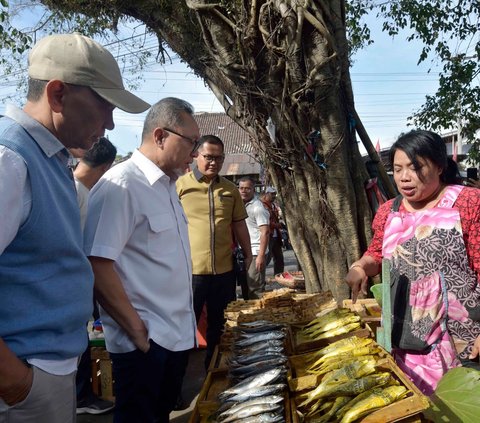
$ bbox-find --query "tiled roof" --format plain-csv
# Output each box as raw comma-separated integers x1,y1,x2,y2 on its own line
194,112,254,154
194,112,261,176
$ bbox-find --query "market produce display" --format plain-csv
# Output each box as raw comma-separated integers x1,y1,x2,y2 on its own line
190,289,429,423
301,308,361,340
216,321,289,422
290,336,418,422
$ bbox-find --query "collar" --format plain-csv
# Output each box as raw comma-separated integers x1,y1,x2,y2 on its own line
245,196,258,207
131,149,170,186
193,166,220,183
5,104,67,159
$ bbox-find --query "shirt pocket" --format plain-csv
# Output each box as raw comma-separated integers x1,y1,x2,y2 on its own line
147,213,176,257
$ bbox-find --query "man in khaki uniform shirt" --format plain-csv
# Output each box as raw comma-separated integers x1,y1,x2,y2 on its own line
177,135,251,368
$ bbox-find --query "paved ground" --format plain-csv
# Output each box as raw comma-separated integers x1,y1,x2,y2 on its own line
78,248,299,423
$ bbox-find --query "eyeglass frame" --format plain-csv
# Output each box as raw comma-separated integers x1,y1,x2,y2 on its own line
162,127,200,153
199,153,225,163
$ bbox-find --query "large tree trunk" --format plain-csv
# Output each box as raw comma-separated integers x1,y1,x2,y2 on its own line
48,0,374,301
183,0,373,300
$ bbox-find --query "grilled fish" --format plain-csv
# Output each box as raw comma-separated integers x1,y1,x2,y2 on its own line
304,314,360,338
235,330,286,348
218,367,286,401
234,412,285,422
221,383,286,404
217,394,284,421
340,385,408,423
308,395,351,420
231,351,286,367
298,372,393,408
219,403,284,423
230,357,288,378
316,337,374,361
312,322,361,340
308,353,380,375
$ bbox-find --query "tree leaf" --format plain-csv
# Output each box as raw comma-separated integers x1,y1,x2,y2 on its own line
426,367,480,423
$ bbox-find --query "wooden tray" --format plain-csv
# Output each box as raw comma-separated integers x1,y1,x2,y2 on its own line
289,355,430,423
189,367,293,423
343,299,382,332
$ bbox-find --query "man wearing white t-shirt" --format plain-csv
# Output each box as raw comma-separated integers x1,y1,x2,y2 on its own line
238,177,270,299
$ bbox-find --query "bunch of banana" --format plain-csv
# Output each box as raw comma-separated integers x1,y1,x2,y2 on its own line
301,308,361,340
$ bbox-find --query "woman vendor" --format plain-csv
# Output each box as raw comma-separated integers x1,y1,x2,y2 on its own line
345,130,480,395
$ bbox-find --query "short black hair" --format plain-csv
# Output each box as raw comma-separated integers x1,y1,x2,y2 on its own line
389,130,449,182
238,176,255,185
198,135,224,152
82,137,117,168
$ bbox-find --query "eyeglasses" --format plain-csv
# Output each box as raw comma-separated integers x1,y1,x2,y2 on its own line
163,127,200,153
200,153,225,163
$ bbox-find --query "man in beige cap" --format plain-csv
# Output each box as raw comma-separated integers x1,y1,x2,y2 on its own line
0,33,149,423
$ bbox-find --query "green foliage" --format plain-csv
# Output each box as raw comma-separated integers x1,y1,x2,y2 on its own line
425,367,480,423
376,0,480,162
0,0,478,162
0,1,32,59
345,1,374,58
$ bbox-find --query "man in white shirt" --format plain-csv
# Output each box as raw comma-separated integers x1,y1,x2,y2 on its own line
84,97,199,423
238,177,270,299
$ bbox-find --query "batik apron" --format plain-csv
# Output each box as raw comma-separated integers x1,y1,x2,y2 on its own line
382,185,480,395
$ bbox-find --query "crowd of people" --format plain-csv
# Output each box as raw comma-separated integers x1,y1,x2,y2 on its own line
0,32,479,423
0,32,288,423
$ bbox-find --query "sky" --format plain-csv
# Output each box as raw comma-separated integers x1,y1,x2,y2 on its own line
0,8,445,157
105,16,443,156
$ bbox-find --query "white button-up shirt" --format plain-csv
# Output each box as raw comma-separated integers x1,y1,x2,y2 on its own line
84,149,197,353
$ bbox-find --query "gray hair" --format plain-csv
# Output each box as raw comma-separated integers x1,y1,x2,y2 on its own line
142,97,194,142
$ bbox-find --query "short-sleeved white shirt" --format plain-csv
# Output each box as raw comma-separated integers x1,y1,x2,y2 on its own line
84,149,196,353
245,198,270,255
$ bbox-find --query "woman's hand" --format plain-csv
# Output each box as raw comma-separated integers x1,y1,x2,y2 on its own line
469,335,480,360
345,264,368,303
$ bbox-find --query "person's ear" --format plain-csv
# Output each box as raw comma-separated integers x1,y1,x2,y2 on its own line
45,80,67,113
153,127,166,147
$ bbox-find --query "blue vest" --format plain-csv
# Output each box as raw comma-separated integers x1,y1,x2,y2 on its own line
0,117,93,360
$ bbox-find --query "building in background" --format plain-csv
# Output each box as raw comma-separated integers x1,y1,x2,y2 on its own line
194,113,261,182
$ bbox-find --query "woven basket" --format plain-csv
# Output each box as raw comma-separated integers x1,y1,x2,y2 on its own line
274,271,305,290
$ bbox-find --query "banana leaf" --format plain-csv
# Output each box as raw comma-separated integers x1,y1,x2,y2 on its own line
424,367,480,423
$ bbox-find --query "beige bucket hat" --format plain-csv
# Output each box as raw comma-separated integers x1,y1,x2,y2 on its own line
28,33,150,113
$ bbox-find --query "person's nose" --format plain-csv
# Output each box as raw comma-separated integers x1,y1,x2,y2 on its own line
104,109,115,131
399,169,411,181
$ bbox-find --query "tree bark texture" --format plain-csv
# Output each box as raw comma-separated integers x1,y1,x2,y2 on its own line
48,0,374,301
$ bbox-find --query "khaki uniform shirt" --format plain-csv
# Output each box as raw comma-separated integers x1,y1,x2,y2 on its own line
177,168,248,275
